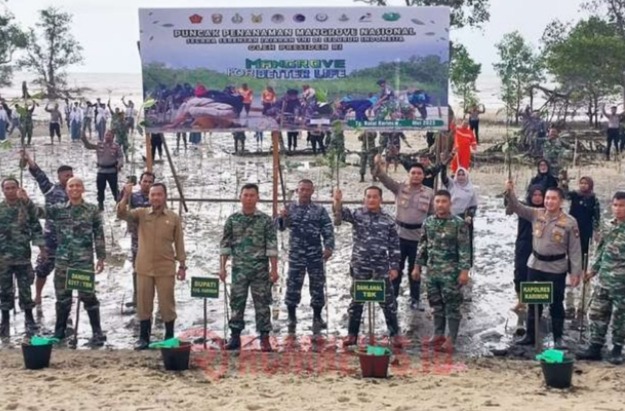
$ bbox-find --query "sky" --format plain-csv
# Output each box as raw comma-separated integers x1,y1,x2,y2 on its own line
3,0,590,76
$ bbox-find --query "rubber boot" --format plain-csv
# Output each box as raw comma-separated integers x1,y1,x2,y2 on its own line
134,320,151,350
24,309,37,336
287,306,297,335
0,310,10,338
345,313,361,347
86,308,107,347
98,202,104,212
608,345,624,365
164,321,175,340
125,271,138,308
224,330,241,351
312,306,327,335
552,318,567,350
428,315,447,347
438,318,460,353
53,304,71,340
260,334,273,352
576,343,603,361
359,174,365,183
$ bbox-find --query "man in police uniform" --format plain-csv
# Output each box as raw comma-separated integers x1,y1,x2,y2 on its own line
373,154,433,310
505,181,582,349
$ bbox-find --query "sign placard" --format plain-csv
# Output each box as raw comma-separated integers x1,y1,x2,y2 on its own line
65,269,95,293
191,277,220,298
138,7,450,133
520,281,553,305
353,280,385,302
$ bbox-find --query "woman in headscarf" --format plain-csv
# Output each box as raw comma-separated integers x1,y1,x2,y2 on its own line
529,159,558,192
442,166,478,266
564,176,600,318
506,184,545,313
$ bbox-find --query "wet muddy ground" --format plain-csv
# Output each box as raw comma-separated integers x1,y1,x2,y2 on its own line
0,130,623,359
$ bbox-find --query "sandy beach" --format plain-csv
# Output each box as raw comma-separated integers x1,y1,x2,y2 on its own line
1,348,625,411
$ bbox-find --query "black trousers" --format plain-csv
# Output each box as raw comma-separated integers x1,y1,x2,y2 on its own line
469,119,479,144
287,132,298,151
607,128,620,159
310,133,325,155
151,135,163,160
393,238,420,301
526,268,566,338
97,172,119,206
49,122,61,139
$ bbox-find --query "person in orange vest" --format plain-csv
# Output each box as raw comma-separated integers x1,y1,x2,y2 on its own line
238,83,254,116
450,118,477,174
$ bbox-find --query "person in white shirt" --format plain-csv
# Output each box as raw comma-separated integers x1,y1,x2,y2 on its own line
69,105,83,141
603,104,624,160
63,98,72,132
82,102,95,138
8,105,24,138
0,104,8,141
96,103,108,141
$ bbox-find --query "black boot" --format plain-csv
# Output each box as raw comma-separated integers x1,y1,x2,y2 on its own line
608,345,623,365
224,331,241,351
53,304,70,340
86,308,107,347
98,202,104,212
552,318,567,350
359,174,365,183
260,334,273,352
429,315,446,347
287,306,297,335
135,320,151,350
312,306,327,335
0,310,10,338
345,313,361,346
164,321,175,340
24,309,37,336
576,343,603,361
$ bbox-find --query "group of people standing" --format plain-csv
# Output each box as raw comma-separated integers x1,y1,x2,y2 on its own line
507,158,624,365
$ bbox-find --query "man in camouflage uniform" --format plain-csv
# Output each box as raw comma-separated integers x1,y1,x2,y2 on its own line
414,190,471,353
374,155,434,310
0,178,45,337
576,191,625,365
332,186,402,347
541,127,564,178
505,181,582,349
31,177,107,345
220,183,278,352
358,131,379,183
20,101,36,146
123,172,154,309
21,149,73,306
277,179,334,335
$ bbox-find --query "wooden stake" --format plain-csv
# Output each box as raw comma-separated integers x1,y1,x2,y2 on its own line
145,132,152,172
161,136,188,212
271,131,280,217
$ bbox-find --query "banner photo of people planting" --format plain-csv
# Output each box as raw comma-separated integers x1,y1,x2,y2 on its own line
138,7,450,132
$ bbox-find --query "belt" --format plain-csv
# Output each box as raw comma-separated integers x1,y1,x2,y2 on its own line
532,251,566,262
396,221,422,230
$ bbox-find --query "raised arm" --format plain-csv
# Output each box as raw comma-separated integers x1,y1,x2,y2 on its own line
81,132,98,150
504,182,537,223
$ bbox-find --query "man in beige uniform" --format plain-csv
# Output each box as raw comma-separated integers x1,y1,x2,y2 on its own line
505,181,582,349
117,182,186,350
374,154,434,310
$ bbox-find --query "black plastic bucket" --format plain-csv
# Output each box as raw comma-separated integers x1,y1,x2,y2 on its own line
22,343,53,370
160,341,191,371
540,358,574,389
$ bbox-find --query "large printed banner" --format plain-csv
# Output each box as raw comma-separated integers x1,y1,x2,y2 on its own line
138,7,450,132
